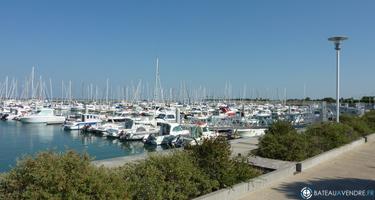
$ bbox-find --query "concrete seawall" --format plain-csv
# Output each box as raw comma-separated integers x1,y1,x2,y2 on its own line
194,164,296,200
194,133,375,200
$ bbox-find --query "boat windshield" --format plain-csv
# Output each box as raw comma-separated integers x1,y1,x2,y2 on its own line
36,109,53,116
124,119,133,129
161,124,171,135
172,126,183,132
166,115,175,119
156,114,166,119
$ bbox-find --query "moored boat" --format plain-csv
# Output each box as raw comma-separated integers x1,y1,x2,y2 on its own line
143,122,189,145
19,108,65,124
63,114,102,130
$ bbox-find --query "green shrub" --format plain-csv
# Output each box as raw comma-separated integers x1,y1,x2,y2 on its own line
0,150,128,200
0,139,262,199
257,130,309,161
305,122,360,156
186,137,260,187
119,151,217,200
265,120,294,135
231,156,262,182
340,114,372,136
256,119,368,162
362,110,375,131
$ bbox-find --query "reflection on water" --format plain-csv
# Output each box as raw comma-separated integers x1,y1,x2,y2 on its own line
0,121,153,172
64,130,98,145
30,124,57,143
121,141,147,154
143,143,170,152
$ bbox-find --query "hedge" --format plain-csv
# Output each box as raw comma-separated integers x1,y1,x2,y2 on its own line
0,138,261,200
256,112,374,162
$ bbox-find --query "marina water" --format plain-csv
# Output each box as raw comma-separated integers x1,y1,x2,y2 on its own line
0,120,152,172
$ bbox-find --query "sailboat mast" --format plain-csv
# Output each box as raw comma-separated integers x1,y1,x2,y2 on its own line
5,76,8,99
106,78,109,105
31,67,34,99
50,78,53,102
154,57,159,102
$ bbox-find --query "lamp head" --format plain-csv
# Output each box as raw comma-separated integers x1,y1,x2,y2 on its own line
328,36,348,50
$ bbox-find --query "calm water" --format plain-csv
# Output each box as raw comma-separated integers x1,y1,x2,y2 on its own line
0,120,153,172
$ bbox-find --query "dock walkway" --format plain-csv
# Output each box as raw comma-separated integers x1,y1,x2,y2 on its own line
240,140,375,200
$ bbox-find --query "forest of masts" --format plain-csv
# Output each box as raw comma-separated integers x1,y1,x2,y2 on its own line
0,68,292,105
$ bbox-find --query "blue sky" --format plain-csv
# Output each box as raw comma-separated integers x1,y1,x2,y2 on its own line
0,0,374,99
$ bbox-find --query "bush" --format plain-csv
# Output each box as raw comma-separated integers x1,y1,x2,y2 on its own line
257,129,309,161
265,120,294,135
0,139,262,199
340,114,372,136
256,118,370,162
186,137,260,187
231,156,262,182
0,150,127,200
119,151,217,200
305,122,360,156
362,110,375,131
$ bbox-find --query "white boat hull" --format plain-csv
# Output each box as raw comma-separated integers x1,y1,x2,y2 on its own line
144,130,190,145
64,122,100,130
121,130,159,141
20,116,65,124
236,128,266,138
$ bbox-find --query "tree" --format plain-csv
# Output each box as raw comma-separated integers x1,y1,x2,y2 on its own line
360,96,375,104
322,97,335,103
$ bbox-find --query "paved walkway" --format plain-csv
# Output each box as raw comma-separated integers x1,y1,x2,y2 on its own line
241,141,375,200
230,137,259,157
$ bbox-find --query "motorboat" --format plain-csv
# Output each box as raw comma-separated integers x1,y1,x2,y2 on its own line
19,108,65,124
155,112,176,125
119,125,159,141
143,122,189,145
173,122,219,146
86,122,124,136
106,117,159,140
235,127,266,138
63,114,102,130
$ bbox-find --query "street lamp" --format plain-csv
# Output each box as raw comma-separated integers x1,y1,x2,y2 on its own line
328,36,348,123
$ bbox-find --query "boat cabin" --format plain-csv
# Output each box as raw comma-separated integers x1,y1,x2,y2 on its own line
159,122,185,136
81,114,100,122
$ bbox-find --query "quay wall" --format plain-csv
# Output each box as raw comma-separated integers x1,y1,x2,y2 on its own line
194,133,375,200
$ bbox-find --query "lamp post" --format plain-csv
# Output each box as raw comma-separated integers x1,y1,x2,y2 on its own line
328,36,348,123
